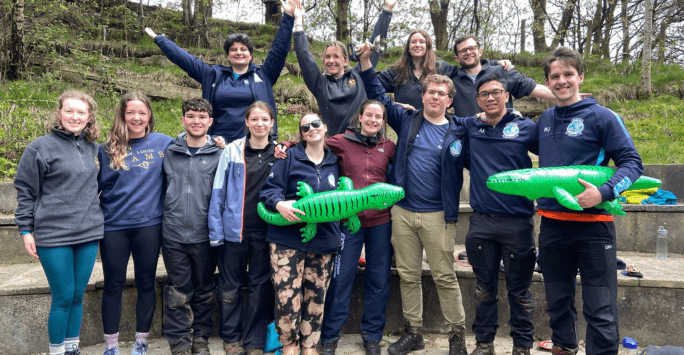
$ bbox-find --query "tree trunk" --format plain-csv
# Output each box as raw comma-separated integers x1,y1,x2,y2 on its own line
584,19,593,56
264,0,282,26
591,0,603,55
193,0,200,27
335,0,351,42
640,0,653,96
182,0,192,26
530,0,549,52
599,0,618,58
521,19,526,53
8,0,25,81
429,0,450,51
550,0,578,49
621,0,630,64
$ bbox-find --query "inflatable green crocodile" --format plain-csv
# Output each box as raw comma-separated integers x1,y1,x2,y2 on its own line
257,177,405,242
486,165,662,216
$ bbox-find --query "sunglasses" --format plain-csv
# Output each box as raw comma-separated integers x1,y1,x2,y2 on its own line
300,119,322,133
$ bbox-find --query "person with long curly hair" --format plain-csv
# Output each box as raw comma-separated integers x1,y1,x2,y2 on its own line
15,90,104,355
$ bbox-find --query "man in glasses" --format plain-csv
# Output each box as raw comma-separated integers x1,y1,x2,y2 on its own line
448,35,555,117
458,74,538,355
357,44,470,355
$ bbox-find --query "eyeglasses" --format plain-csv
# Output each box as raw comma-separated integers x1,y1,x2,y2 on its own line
477,89,505,100
300,119,322,133
426,90,449,98
457,45,479,55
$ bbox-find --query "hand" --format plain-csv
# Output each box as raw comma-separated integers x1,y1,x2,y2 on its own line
580,92,593,98
575,178,603,208
396,102,416,111
23,233,39,260
293,0,304,21
356,42,373,61
144,27,157,39
497,60,514,71
275,144,289,159
276,200,305,222
475,112,487,122
213,136,226,148
281,0,299,16
384,0,398,11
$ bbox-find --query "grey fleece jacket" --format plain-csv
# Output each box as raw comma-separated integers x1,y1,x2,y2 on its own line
14,128,104,247
162,133,223,244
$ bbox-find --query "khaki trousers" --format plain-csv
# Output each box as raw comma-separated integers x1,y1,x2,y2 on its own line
390,205,466,328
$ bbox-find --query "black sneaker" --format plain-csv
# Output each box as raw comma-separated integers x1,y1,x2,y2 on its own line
363,341,382,355
470,342,495,355
448,326,467,355
319,342,338,355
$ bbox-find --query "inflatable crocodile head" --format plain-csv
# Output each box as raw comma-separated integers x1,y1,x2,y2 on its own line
363,183,405,209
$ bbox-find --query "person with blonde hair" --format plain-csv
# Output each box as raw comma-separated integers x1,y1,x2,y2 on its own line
292,0,396,135
15,90,104,355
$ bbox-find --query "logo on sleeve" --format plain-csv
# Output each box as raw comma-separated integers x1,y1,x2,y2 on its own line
566,118,585,137
503,122,520,138
328,174,336,187
449,140,462,157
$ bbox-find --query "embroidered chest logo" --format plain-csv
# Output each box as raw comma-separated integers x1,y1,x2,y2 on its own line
328,174,336,187
130,150,164,169
566,118,585,137
347,78,356,87
377,148,384,153
503,122,520,139
449,140,462,157
479,128,485,133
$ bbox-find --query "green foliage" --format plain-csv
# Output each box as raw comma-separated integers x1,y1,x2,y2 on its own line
609,95,684,164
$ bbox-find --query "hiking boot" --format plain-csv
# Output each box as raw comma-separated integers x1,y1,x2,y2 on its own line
246,349,264,355
224,341,246,355
470,342,495,355
387,320,424,355
193,337,211,355
551,346,578,355
448,326,467,355
131,341,148,355
318,342,338,355
363,341,381,355
511,347,530,355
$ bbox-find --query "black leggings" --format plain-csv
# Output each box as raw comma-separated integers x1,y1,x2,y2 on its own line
101,224,162,334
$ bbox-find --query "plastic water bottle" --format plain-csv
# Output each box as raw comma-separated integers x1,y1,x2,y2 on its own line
621,337,638,355
656,226,668,260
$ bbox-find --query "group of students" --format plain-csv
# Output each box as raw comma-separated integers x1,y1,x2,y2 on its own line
15,0,643,355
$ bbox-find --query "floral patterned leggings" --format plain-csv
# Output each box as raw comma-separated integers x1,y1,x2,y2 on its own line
270,243,334,349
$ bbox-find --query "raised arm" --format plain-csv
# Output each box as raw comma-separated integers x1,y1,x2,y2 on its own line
259,0,297,85
367,0,395,68
293,3,322,95
146,27,214,83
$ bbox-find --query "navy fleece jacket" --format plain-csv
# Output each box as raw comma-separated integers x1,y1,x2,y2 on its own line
153,14,294,142
536,97,643,214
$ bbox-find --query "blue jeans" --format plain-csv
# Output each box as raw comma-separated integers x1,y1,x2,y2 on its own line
538,217,619,355
37,240,99,345
320,222,392,344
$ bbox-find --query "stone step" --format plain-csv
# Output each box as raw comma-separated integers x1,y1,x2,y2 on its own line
2,247,683,354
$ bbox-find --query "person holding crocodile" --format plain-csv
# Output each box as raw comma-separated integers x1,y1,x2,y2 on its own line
536,47,643,355
259,113,341,355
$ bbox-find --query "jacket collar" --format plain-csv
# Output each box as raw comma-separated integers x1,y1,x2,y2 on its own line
343,128,380,146
51,126,88,141
292,141,338,165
